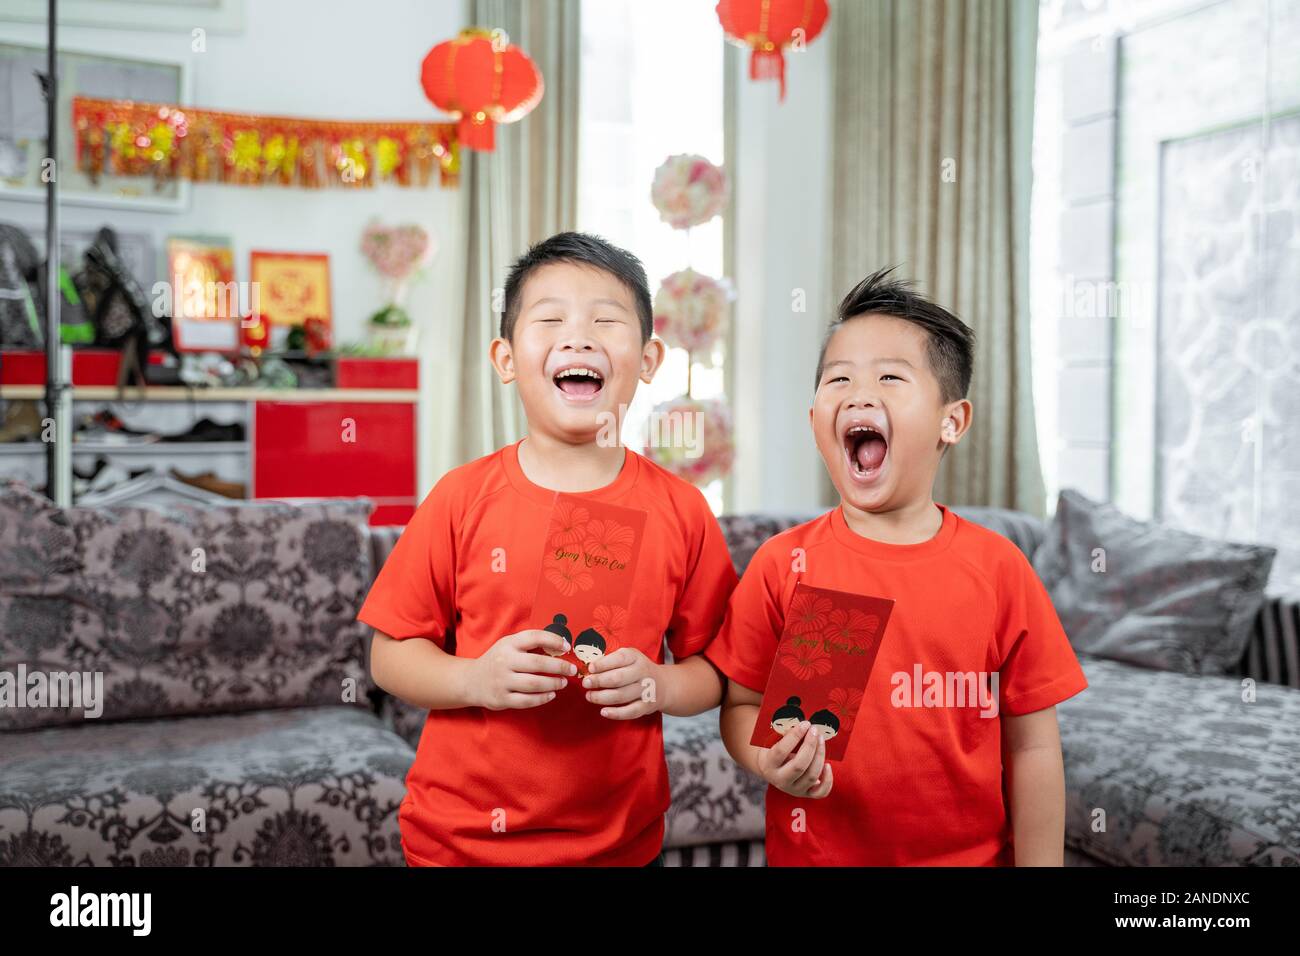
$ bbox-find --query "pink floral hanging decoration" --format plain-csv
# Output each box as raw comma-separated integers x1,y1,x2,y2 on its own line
644,153,735,487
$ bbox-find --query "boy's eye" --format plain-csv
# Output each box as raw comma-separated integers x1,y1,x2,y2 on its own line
826,375,849,384
881,374,903,382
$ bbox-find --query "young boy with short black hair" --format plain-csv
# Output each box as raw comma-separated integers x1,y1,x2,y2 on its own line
360,232,737,866
709,267,1088,866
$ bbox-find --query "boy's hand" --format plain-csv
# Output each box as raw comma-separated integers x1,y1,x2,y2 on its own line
757,722,834,798
465,630,577,711
583,647,664,719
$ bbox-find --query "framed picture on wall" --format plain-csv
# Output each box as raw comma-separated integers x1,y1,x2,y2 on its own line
167,236,240,354
0,41,190,211
249,251,332,345
2,1,244,33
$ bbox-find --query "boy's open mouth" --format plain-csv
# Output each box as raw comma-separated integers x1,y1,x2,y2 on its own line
552,365,605,401
843,424,888,480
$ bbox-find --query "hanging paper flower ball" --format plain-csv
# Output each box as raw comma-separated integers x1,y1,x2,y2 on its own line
420,27,544,152
644,397,735,486
716,0,830,101
651,154,727,230
653,269,730,355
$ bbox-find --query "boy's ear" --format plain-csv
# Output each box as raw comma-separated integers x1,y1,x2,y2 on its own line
489,337,516,384
640,336,667,384
939,399,973,446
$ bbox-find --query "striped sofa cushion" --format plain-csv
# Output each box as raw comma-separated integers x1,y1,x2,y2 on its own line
662,838,766,867
1232,593,1300,689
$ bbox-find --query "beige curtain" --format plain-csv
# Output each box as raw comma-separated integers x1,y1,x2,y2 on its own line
829,0,1045,516
448,0,581,466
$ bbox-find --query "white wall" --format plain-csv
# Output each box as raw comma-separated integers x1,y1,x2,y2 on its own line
731,38,833,513
0,0,469,496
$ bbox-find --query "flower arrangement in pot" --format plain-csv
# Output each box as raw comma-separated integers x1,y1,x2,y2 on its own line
360,221,436,354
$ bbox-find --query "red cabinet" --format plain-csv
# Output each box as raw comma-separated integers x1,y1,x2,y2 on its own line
334,357,420,390
253,400,417,525
0,348,147,386
2,351,421,525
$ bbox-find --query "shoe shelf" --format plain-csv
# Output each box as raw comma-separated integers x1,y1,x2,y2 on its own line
0,385,417,403
0,354,421,524
0,441,250,455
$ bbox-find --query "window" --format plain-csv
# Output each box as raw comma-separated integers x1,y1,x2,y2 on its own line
578,0,727,512
1031,0,1300,592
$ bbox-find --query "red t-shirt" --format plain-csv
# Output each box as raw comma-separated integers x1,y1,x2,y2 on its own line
705,503,1088,866
357,439,737,866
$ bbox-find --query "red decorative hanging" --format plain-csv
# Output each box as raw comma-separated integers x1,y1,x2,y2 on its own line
716,0,830,101
420,27,544,152
72,96,460,189
240,312,270,356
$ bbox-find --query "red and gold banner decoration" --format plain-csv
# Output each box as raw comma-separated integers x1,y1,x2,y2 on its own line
716,0,830,101
420,27,544,152
72,96,460,190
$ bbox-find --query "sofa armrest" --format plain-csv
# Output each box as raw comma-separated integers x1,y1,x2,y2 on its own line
361,524,406,718
951,505,1048,561
366,524,406,582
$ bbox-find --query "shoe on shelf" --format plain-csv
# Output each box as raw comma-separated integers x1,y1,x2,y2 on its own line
0,400,43,443
90,409,157,436
169,466,246,499
73,409,161,445
72,455,110,483
163,417,246,443
73,459,138,497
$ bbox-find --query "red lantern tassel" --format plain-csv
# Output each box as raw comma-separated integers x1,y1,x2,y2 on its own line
458,114,496,152
750,48,788,102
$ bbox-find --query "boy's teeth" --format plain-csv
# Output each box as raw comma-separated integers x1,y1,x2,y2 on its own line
554,367,603,397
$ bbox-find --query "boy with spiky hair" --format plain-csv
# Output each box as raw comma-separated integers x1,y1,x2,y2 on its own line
709,267,1088,865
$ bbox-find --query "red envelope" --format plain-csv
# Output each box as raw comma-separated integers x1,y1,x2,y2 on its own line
529,493,648,688
749,583,895,761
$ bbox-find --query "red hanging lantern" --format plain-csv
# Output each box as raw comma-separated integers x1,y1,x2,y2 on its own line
716,0,830,101
420,27,543,152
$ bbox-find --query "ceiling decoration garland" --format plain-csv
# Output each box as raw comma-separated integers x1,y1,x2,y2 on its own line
72,96,461,190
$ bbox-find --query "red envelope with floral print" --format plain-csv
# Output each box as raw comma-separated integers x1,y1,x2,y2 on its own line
530,493,648,686
749,583,895,761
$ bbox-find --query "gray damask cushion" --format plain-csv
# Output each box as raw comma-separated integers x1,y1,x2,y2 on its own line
664,709,766,847
952,506,1048,561
1034,488,1276,675
0,480,374,729
717,514,818,575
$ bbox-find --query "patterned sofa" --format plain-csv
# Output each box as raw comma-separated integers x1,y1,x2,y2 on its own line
0,486,409,866
2,487,1296,867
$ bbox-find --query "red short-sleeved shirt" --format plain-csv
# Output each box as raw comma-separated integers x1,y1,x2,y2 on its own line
357,439,737,866
705,503,1088,866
